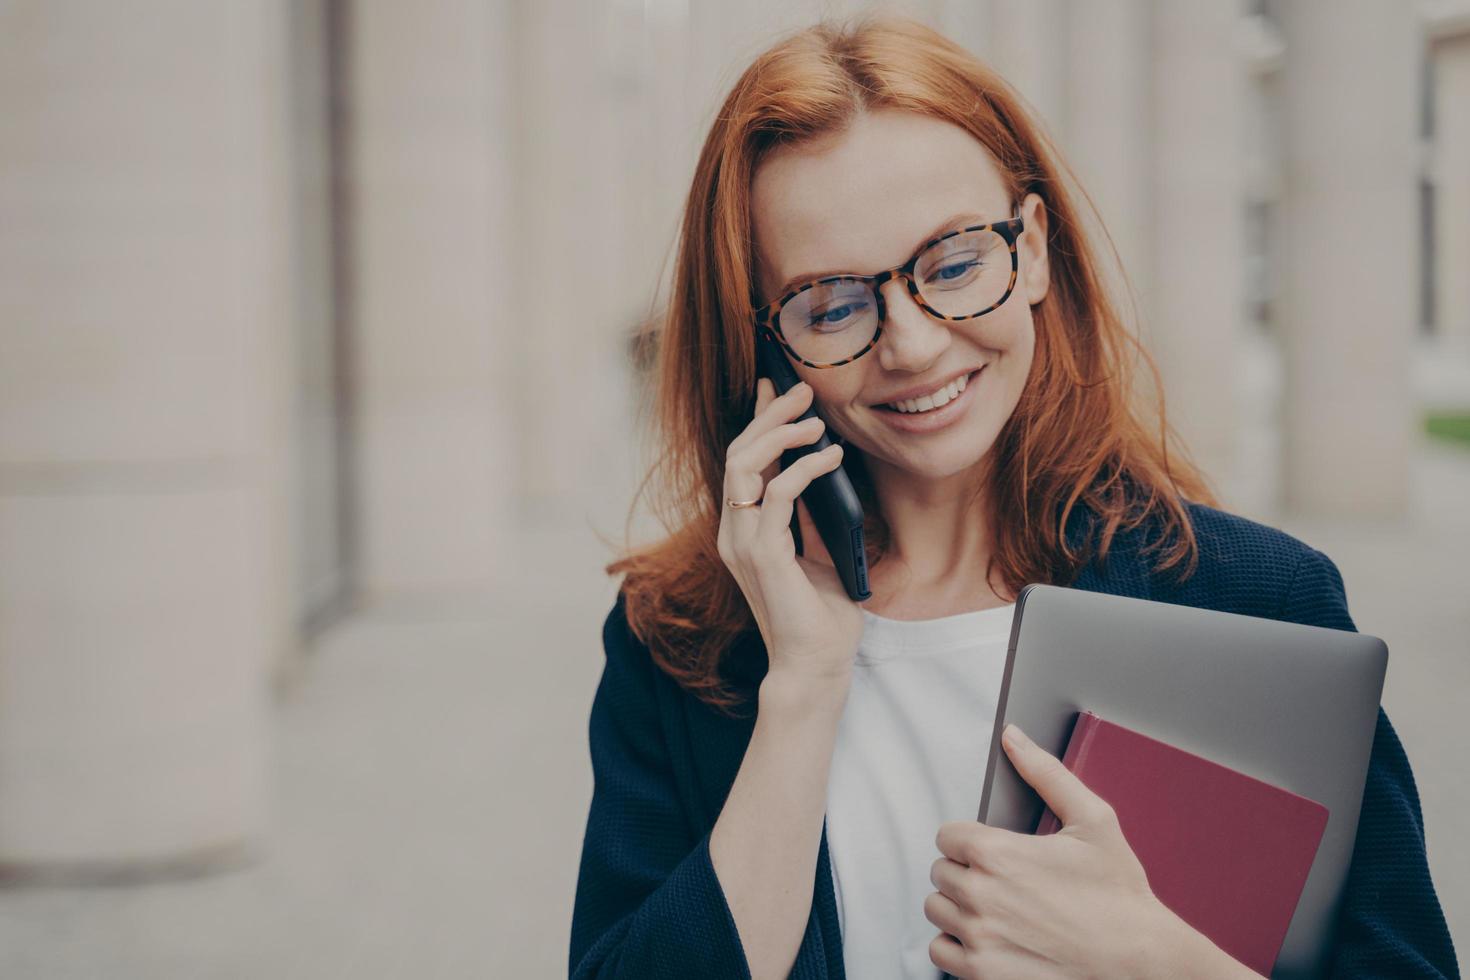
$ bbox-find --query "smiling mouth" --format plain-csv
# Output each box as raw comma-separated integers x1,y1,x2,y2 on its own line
875,369,980,413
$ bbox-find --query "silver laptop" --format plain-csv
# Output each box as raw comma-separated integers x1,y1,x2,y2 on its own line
976,584,1388,980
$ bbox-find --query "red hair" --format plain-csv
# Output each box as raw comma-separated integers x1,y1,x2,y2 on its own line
607,17,1218,716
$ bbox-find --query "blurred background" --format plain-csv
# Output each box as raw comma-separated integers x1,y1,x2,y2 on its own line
0,0,1466,976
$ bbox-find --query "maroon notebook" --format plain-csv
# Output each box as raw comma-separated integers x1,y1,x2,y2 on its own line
1034,711,1329,976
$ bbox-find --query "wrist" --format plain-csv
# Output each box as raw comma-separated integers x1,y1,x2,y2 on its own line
1141,903,1261,980
759,664,851,715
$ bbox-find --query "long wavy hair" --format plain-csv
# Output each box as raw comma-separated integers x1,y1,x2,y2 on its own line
607,17,1218,717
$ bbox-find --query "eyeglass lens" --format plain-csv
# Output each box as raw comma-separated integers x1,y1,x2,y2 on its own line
776,227,1012,365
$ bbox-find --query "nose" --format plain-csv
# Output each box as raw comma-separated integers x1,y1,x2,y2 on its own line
875,278,950,374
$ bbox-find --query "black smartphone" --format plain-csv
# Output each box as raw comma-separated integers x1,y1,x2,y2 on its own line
754,328,871,602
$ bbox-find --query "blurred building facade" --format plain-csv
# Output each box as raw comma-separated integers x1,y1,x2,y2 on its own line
2,0,1467,891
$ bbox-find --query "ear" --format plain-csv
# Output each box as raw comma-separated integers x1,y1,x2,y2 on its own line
1018,191,1051,305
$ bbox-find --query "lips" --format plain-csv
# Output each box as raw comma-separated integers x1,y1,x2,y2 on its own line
874,368,982,412
871,366,984,433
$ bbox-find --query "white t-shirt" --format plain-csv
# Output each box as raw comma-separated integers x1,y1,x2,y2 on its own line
826,602,1017,980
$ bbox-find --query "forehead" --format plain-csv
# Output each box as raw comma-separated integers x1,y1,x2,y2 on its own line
751,109,1011,297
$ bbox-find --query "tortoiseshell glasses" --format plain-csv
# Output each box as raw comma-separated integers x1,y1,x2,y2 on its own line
752,211,1024,369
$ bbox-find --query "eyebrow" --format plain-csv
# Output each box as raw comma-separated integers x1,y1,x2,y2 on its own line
772,210,994,297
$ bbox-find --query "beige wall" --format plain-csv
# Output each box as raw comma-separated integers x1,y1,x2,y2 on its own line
1278,0,1418,516
1432,30,1470,354
347,1,511,604
0,1,289,867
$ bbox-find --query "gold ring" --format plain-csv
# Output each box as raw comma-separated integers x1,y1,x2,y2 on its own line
727,496,762,509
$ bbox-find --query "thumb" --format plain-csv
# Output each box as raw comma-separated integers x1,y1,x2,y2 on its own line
1002,724,1111,829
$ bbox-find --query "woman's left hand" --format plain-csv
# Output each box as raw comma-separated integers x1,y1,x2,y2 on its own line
925,724,1261,980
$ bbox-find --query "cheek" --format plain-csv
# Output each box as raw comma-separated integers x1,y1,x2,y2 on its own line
809,378,863,420
963,304,1034,361
803,376,872,445
794,357,873,405
1007,298,1038,346
1011,317,1036,366
965,311,1034,414
998,324,1039,416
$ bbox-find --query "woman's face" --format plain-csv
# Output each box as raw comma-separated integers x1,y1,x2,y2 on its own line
751,109,1050,485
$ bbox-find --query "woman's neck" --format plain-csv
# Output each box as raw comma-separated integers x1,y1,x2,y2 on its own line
861,455,1015,620
863,567,1014,620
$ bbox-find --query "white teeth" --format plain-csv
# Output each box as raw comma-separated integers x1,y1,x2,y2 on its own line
886,372,972,414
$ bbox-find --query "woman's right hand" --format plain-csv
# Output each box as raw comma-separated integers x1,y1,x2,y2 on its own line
717,377,865,684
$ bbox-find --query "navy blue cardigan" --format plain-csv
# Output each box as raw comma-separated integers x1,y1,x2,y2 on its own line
570,501,1459,978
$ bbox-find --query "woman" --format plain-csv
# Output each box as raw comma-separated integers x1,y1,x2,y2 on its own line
569,18,1456,980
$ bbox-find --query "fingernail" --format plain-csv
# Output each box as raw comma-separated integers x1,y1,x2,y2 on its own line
1002,724,1027,750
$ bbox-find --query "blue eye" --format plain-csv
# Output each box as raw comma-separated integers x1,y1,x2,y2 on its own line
935,260,979,281
809,301,868,328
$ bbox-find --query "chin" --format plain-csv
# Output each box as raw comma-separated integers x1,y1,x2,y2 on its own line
862,438,996,482
905,451,992,481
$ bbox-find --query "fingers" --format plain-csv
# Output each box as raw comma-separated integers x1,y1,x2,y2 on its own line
729,380,813,461
1001,725,1113,829
927,932,971,979
723,420,828,518
755,443,842,543
929,854,980,906
723,404,827,514
923,890,974,947
732,416,826,480
754,376,775,415
721,377,843,588
935,820,1015,871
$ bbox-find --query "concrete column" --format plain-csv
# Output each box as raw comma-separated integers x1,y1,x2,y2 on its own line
0,1,288,871
1431,31,1470,353
989,0,1070,140
510,0,630,524
1062,0,1154,350
932,0,995,61
350,0,511,602
1149,0,1246,502
1278,1,1417,516
286,0,348,632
